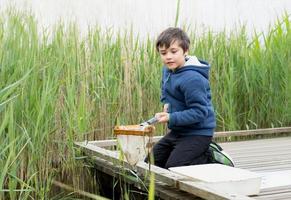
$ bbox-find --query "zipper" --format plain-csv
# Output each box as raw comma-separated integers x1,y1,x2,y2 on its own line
164,72,171,84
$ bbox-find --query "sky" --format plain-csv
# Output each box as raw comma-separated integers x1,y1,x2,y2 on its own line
0,0,290,39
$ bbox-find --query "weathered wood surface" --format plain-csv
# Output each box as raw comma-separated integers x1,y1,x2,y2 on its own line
76,141,252,200
220,137,291,200
220,137,291,172
88,154,202,200
76,127,291,200
255,186,291,200
169,164,262,196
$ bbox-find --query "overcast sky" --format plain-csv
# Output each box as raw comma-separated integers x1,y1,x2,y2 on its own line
1,0,290,39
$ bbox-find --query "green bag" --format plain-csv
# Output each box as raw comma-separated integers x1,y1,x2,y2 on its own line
208,142,235,167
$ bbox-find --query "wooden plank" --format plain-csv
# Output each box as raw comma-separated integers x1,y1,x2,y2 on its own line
169,164,262,196
88,154,202,200
231,152,291,161
221,137,291,150
153,182,203,200
178,181,253,200
223,144,291,153
240,164,291,173
259,185,291,196
231,152,291,159
254,186,291,200
259,170,291,190
214,127,291,138
235,160,291,168
234,163,291,172
88,139,116,147
76,142,184,187
232,154,291,163
229,150,291,157
75,141,253,200
136,163,254,200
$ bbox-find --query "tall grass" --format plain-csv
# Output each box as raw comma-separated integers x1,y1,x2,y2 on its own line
0,9,290,199
191,17,291,130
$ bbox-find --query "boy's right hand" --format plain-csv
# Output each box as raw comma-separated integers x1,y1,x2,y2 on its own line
155,112,169,123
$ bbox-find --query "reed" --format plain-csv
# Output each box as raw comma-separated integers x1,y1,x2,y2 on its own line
0,9,290,199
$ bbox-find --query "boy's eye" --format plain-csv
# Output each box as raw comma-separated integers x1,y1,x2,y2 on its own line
171,51,177,54
160,52,166,55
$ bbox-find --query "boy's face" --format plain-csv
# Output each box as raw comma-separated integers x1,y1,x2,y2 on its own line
158,41,188,70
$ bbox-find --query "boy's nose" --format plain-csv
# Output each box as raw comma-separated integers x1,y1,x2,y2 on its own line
165,54,172,60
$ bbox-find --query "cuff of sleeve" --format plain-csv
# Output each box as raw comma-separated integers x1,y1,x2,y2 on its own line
168,113,176,127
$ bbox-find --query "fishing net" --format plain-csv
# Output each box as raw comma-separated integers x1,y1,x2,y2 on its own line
114,125,155,166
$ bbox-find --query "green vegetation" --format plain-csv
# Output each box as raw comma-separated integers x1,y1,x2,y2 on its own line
0,9,290,199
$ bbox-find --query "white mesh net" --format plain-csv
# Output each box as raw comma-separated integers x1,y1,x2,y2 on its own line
115,125,154,166
117,134,152,166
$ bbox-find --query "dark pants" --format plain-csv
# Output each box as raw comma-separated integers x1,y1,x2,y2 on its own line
148,131,212,169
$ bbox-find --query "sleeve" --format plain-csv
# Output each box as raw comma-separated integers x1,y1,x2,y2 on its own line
168,75,208,126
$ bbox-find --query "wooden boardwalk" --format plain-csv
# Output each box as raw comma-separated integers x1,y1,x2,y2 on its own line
76,127,291,200
220,137,291,200
221,137,291,172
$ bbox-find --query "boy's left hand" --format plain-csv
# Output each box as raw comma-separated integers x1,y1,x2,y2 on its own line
155,112,169,123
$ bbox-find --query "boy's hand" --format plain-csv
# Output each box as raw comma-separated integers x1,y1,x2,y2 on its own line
155,112,169,123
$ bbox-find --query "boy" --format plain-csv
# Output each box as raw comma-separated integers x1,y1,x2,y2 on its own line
151,27,216,169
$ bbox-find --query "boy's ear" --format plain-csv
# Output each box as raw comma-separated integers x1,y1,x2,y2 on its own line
184,50,189,56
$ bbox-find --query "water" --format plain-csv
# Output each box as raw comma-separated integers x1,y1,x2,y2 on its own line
0,0,290,39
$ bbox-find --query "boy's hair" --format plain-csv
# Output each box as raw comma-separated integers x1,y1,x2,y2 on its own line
156,27,190,52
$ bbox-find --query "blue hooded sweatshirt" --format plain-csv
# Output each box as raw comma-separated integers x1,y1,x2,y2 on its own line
161,56,216,136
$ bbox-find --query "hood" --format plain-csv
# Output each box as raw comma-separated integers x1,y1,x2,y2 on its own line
172,56,211,79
